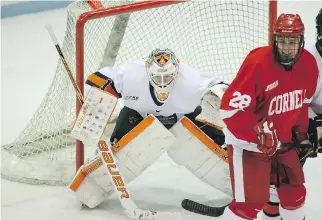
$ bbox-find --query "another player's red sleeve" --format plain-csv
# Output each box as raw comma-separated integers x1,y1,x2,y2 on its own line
220,56,261,145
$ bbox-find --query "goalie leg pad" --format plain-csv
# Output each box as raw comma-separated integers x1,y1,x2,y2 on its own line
69,157,114,208
168,116,232,196
69,114,176,208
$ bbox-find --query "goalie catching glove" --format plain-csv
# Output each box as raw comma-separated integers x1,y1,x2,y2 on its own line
196,82,228,129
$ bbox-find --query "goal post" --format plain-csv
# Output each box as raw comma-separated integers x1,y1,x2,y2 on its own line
1,0,277,185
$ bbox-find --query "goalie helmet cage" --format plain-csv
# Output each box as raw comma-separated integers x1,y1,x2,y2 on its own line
1,0,277,185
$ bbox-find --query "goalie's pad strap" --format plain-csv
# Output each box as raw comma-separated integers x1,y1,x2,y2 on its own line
111,115,155,153
181,117,228,163
195,118,223,130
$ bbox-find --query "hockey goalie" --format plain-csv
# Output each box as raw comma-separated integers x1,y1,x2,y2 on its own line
68,48,231,208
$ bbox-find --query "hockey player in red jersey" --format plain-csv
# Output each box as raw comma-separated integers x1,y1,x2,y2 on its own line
219,13,319,220
261,8,322,220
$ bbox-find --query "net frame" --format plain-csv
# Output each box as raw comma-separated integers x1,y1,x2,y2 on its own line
75,0,277,170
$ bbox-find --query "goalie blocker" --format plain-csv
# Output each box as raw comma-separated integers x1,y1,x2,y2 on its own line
70,87,118,146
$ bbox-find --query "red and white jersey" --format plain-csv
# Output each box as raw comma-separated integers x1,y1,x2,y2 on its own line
305,42,322,116
220,46,319,152
97,60,220,119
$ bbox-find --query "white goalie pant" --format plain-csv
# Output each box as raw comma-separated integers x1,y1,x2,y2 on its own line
168,116,233,197
69,114,176,208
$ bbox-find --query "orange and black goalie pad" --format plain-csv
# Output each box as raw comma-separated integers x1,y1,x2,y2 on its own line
86,72,121,98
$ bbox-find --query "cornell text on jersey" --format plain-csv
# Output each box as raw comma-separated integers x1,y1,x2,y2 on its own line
268,89,306,116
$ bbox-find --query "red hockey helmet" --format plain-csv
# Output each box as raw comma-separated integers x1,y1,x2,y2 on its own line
274,14,304,36
273,14,305,70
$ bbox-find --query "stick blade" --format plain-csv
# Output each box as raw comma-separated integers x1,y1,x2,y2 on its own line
181,199,228,217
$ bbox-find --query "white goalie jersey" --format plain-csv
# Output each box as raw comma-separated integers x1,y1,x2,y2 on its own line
97,60,221,118
305,42,322,115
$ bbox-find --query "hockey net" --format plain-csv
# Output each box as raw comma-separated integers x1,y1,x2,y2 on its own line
1,0,277,185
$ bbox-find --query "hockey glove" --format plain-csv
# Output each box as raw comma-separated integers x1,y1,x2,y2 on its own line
196,83,228,129
294,133,314,160
253,118,278,156
280,132,315,161
307,114,322,157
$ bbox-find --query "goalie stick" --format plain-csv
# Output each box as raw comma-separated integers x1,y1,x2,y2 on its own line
46,24,181,220
181,199,228,217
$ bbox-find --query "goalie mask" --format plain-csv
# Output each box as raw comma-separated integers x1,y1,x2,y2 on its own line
146,48,179,103
273,14,305,70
